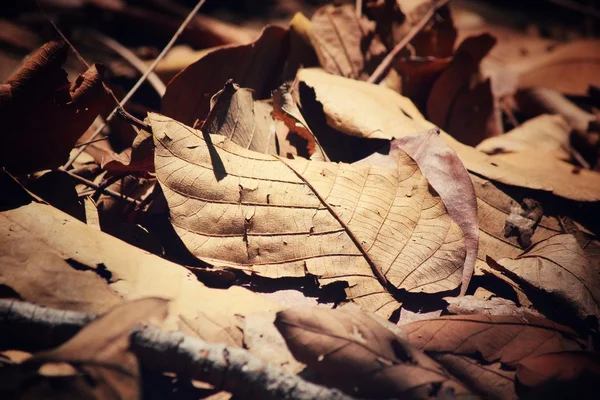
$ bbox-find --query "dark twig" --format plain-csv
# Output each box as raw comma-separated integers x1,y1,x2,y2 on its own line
65,170,141,205
62,0,208,170
367,0,449,84
0,300,353,400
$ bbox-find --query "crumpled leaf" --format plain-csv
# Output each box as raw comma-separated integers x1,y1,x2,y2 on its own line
0,40,111,174
101,127,154,173
503,198,543,249
426,34,498,146
150,113,467,318
161,25,288,127
444,295,541,318
515,351,600,399
476,115,571,160
404,314,587,398
392,130,479,295
310,4,386,80
200,80,277,155
275,306,473,398
487,234,600,322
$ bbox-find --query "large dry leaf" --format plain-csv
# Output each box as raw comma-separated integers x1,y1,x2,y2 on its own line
150,113,467,318
0,40,111,174
275,306,472,398
297,68,600,201
476,114,571,160
200,80,277,155
403,314,587,398
310,4,386,80
488,234,600,321
0,171,280,330
161,25,288,127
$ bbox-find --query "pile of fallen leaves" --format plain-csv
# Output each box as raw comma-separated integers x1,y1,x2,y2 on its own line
1,0,600,399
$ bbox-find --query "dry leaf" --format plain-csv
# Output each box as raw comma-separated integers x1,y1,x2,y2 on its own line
101,127,154,173
476,114,571,159
0,41,111,174
515,351,600,399
487,234,600,321
426,34,498,146
392,130,479,295
27,298,168,400
200,80,277,155
161,26,288,127
404,314,587,398
394,56,451,110
275,306,472,398
444,295,541,317
513,40,600,96
150,113,467,318
310,4,386,80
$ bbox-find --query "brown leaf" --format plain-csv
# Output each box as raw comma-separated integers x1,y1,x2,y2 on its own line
310,4,386,80
514,40,600,96
150,113,467,318
26,298,168,400
272,83,326,160
0,41,111,174
101,127,154,173
516,352,600,398
275,306,472,398
394,56,451,110
426,34,498,146
477,114,571,160
487,234,600,321
161,25,288,127
200,80,277,155
392,130,479,295
404,314,587,398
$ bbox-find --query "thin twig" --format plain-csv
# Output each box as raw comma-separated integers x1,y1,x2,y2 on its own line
87,30,166,97
0,300,353,400
65,170,141,205
73,136,110,148
62,0,208,170
367,0,449,84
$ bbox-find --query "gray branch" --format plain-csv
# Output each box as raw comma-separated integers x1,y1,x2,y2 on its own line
0,300,353,400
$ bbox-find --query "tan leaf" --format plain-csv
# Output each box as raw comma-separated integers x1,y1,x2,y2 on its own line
513,40,600,96
275,306,473,398
476,114,571,159
444,295,541,318
0,170,280,331
200,80,277,155
150,113,467,318
487,234,600,321
310,4,386,80
161,25,288,127
294,67,600,201
404,314,587,398
0,41,111,174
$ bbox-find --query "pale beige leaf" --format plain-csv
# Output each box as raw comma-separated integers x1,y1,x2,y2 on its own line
476,115,571,159
296,68,600,201
150,113,467,318
489,234,600,320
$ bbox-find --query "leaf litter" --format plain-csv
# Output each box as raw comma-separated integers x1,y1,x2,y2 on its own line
1,1,600,399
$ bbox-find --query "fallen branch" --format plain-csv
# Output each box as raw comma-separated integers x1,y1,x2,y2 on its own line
367,0,449,84
0,300,353,400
